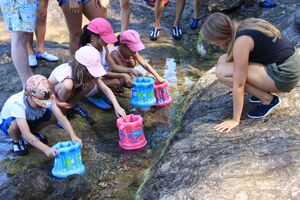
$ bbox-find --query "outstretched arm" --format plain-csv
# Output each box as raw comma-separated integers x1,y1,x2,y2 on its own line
135,53,166,83
96,78,126,118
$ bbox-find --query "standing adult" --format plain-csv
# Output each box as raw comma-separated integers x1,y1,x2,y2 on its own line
0,0,38,87
27,0,59,67
58,0,109,56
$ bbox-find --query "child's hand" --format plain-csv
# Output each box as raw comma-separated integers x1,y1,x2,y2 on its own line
157,77,166,83
115,106,126,118
121,73,133,87
130,69,143,77
56,101,71,110
71,136,83,147
44,147,59,158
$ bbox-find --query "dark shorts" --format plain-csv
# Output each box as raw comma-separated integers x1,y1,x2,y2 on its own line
264,49,300,92
0,109,52,135
57,0,90,6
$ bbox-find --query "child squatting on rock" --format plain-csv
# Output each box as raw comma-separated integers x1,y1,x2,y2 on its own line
201,13,300,133
0,75,83,157
109,29,166,85
48,45,126,118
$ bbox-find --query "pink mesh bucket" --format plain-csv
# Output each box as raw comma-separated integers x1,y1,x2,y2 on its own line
116,114,147,150
154,80,173,107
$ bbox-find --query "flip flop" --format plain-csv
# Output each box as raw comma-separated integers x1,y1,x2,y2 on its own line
86,96,112,110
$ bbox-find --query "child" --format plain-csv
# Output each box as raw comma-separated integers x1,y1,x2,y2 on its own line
80,17,143,92
0,75,82,156
201,13,300,133
49,45,127,118
110,29,166,84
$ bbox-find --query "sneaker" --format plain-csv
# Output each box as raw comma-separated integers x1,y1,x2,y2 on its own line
190,18,200,30
149,28,160,41
35,133,48,144
35,52,59,62
28,54,38,68
258,0,276,8
12,139,28,156
72,104,89,118
172,26,182,40
249,96,261,103
247,95,281,119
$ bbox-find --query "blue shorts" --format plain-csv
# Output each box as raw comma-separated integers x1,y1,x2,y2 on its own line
57,0,90,7
0,0,39,32
0,109,52,136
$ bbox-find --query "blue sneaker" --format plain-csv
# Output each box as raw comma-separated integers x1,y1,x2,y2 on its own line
190,18,200,30
247,95,281,119
72,104,89,118
258,0,276,8
249,96,261,103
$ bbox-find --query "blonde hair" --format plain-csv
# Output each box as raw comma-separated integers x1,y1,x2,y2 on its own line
69,60,94,89
201,13,281,61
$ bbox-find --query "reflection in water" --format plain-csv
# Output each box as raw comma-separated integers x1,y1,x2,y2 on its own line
0,132,12,184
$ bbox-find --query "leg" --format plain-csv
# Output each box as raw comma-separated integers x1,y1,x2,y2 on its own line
173,0,186,26
82,0,106,20
35,0,49,54
61,4,83,56
7,120,22,142
102,77,124,91
26,33,35,55
120,0,130,31
54,79,74,103
193,0,202,19
11,32,34,87
215,58,279,105
155,0,165,29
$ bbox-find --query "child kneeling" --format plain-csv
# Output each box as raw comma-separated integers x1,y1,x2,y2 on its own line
0,75,82,157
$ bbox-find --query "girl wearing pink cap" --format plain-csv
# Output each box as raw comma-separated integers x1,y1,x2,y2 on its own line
110,29,166,83
80,18,143,91
49,45,126,118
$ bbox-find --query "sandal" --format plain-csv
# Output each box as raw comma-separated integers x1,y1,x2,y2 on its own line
172,26,182,40
149,28,160,41
190,18,200,30
258,0,276,8
72,104,89,117
12,139,28,156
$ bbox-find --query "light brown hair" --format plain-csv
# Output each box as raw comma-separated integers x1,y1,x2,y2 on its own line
69,60,94,89
201,13,281,61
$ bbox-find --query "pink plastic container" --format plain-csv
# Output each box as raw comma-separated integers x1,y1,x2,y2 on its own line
154,81,173,107
116,114,147,150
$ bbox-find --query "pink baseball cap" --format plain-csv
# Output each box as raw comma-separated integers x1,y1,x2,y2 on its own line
75,45,107,77
87,18,117,44
120,30,145,52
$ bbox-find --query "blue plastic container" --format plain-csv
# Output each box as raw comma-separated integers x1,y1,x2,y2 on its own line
52,141,85,178
131,77,156,107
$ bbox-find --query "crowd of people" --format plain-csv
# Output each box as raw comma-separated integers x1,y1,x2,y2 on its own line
0,0,299,157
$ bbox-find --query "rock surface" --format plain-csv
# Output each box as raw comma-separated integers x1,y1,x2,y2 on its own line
139,65,300,199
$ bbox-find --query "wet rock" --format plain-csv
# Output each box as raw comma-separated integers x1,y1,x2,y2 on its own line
207,0,245,12
0,168,91,200
295,9,300,32
138,65,300,199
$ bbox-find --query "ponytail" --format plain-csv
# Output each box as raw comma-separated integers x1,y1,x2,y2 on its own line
70,60,94,89
80,25,100,47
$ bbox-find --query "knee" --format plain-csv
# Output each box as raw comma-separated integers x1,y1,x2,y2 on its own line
218,54,228,63
215,63,225,81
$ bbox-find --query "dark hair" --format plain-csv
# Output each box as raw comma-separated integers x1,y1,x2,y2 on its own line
114,35,121,46
69,60,94,89
80,25,100,47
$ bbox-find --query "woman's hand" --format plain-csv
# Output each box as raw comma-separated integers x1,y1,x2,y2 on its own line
69,0,80,14
214,119,239,133
114,106,126,118
71,136,83,147
44,147,59,158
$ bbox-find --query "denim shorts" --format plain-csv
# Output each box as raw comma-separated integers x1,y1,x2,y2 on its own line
0,109,52,136
0,0,39,32
57,0,91,7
